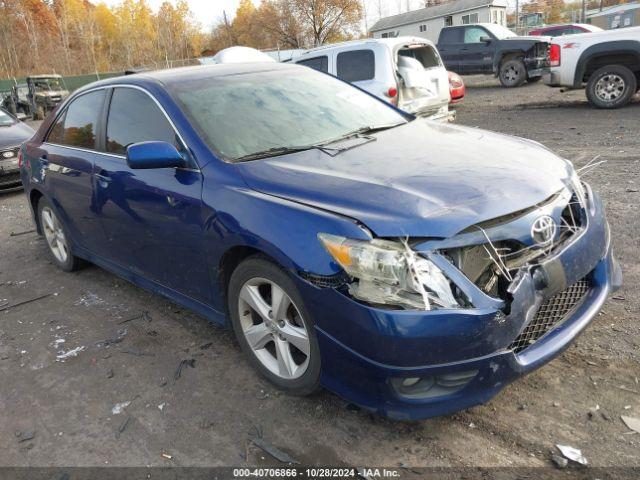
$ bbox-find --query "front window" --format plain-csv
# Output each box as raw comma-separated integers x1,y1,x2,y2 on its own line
33,78,63,92
169,67,408,161
0,109,16,126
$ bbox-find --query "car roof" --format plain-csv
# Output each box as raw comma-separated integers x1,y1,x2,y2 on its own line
75,62,300,93
302,36,434,53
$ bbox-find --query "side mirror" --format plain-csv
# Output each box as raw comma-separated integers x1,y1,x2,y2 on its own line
479,36,492,43
126,141,187,169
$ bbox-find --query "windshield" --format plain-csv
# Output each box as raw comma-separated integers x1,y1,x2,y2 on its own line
169,67,408,161
33,78,63,91
0,109,16,126
483,24,517,39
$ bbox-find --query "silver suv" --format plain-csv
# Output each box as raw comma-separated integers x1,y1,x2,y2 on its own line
295,37,453,121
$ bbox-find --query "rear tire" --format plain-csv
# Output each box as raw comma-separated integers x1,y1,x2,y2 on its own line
499,59,527,88
37,197,81,272
586,65,636,109
228,256,321,395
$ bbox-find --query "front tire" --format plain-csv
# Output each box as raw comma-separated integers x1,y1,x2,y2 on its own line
586,65,637,109
228,256,321,395
38,197,81,272
499,59,527,88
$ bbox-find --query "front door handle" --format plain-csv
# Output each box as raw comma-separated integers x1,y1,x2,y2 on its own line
95,172,112,186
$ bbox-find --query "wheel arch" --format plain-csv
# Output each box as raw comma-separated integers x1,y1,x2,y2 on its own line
493,50,525,75
29,187,45,234
574,41,640,88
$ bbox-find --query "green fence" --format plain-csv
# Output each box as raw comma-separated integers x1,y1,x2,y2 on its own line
0,71,124,93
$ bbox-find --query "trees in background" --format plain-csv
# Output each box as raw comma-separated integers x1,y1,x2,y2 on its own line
210,0,363,53
0,0,204,78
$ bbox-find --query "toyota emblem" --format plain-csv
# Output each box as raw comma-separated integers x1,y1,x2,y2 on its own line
531,215,557,245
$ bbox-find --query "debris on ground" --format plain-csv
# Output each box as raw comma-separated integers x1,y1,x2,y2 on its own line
174,358,196,381
120,348,154,357
0,293,54,312
158,403,165,411
556,444,588,465
199,342,213,350
56,346,86,362
15,430,36,443
106,369,114,379
112,401,131,415
116,416,131,439
161,453,173,460
74,292,104,307
551,453,568,469
96,328,127,348
118,311,152,325
9,229,36,237
250,436,299,464
620,416,640,434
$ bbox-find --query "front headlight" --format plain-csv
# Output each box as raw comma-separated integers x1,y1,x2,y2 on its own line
318,233,459,310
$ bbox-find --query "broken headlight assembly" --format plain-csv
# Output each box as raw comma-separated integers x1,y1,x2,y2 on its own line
318,233,460,310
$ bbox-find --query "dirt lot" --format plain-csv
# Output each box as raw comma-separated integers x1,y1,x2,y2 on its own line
0,79,638,470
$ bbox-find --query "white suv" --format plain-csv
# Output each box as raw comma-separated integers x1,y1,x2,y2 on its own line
544,26,640,108
294,37,453,120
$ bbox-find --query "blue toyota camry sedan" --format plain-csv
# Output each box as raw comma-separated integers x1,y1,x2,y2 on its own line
20,63,621,420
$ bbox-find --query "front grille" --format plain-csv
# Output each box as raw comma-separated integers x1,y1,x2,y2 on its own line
0,171,21,188
509,278,590,354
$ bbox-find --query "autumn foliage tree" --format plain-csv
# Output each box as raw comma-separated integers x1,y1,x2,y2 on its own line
0,0,204,78
210,0,363,53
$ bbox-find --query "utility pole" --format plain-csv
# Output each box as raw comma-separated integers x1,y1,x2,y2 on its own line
515,0,519,32
581,0,586,23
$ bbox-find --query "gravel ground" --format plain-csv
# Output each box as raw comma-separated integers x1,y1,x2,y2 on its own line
0,78,638,470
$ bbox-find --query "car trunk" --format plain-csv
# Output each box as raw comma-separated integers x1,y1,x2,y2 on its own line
395,44,450,116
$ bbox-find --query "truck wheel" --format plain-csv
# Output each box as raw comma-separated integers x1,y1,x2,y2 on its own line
586,65,637,109
499,59,527,88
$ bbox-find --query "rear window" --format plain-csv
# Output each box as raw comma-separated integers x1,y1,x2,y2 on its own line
298,56,328,73
438,28,462,44
336,49,375,82
399,46,440,69
48,90,105,150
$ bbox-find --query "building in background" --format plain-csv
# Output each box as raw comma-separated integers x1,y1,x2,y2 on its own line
369,0,508,43
588,2,640,29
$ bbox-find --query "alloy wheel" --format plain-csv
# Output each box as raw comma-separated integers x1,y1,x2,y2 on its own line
595,74,625,103
238,277,310,380
502,65,519,85
41,206,69,263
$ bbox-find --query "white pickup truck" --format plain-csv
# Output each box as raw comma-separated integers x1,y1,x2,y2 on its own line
543,26,640,108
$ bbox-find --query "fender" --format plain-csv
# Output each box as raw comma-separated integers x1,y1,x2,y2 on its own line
573,40,640,88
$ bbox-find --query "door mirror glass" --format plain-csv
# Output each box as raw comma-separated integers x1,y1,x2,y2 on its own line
479,36,492,43
126,141,187,169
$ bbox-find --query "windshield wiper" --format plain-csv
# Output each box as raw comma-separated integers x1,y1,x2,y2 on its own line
234,145,317,162
233,122,407,162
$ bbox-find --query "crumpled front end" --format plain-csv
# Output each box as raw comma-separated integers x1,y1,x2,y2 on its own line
299,180,621,419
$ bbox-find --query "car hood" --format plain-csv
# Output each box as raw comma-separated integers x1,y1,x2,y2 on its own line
0,121,34,149
235,120,573,238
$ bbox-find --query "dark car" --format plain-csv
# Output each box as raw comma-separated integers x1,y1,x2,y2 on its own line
437,23,550,87
0,108,34,192
529,23,603,36
20,63,621,420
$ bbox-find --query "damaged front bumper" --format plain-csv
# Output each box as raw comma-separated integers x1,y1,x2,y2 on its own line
297,191,621,420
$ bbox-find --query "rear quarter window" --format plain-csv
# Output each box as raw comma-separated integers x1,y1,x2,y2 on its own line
438,28,462,44
298,56,328,73
336,49,375,82
47,90,105,150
